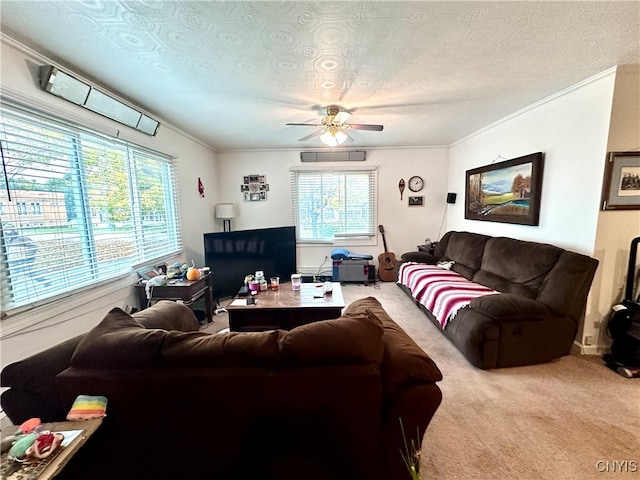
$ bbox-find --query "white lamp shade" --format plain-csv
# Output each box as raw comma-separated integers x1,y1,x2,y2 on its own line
320,131,338,147
334,130,348,144
215,203,237,219
320,129,348,147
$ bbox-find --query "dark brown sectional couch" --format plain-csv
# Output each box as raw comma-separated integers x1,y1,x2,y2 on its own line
1,298,442,480
399,231,599,369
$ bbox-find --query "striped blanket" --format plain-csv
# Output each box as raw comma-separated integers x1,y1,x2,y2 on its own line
398,262,499,328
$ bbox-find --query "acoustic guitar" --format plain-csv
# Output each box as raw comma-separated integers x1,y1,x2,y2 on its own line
377,225,398,282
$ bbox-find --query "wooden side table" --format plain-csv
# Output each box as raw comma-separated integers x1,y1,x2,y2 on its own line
134,273,214,323
1,419,102,480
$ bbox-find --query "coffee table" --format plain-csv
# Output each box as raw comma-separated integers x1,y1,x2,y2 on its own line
226,282,345,332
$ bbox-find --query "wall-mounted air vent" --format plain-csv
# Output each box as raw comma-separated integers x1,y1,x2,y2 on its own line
39,65,160,136
300,151,366,162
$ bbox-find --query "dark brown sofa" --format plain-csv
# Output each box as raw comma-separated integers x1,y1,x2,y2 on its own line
1,298,442,480
399,231,599,369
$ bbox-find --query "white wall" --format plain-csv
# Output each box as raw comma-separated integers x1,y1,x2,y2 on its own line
0,37,218,366
215,148,449,274
447,70,616,254
447,69,620,352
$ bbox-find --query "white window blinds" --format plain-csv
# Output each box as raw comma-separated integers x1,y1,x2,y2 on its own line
0,102,182,313
290,166,377,242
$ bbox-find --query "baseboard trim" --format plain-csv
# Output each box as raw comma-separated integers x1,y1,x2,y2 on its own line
572,340,607,356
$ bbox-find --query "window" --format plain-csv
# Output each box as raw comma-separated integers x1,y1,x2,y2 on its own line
0,102,182,313
290,166,377,242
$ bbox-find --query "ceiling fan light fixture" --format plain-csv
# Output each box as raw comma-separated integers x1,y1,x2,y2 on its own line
288,107,381,146
320,130,338,147
334,130,348,144
320,127,348,147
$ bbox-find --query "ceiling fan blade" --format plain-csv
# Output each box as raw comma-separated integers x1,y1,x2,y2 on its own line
298,130,324,141
334,111,351,124
286,123,324,127
348,124,384,131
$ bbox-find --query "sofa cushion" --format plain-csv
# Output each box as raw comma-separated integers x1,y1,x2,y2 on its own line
71,308,167,368
279,313,384,366
472,270,537,298
441,232,489,279
475,237,561,296
132,300,200,331
160,330,282,367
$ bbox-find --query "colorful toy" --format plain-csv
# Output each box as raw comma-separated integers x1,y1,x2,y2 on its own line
18,417,41,434
8,432,37,460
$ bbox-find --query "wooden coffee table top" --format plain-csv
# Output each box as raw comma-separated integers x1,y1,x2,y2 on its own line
227,282,344,311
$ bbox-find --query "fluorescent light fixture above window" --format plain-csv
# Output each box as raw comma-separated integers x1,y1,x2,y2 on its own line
45,69,90,105
85,89,141,128
39,65,160,136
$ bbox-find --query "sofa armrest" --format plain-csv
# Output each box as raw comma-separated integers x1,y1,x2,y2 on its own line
400,251,437,264
344,297,443,403
1,334,85,423
381,383,442,480
132,300,200,331
470,294,550,322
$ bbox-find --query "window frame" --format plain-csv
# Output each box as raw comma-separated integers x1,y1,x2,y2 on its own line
290,164,378,246
0,100,182,317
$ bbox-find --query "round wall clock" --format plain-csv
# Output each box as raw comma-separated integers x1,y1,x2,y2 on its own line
408,175,424,192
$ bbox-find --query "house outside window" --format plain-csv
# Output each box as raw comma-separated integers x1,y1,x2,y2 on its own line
290,166,377,242
0,101,182,314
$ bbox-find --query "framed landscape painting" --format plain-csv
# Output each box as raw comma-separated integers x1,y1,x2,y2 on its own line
600,151,640,210
465,152,544,225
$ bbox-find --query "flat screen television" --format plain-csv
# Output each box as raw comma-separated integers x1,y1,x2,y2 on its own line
204,226,297,299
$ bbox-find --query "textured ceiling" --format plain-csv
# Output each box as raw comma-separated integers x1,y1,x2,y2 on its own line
1,1,639,151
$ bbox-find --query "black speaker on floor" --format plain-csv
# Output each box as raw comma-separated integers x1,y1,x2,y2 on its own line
446,192,457,204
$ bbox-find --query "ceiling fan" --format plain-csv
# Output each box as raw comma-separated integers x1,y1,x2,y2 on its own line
286,107,384,147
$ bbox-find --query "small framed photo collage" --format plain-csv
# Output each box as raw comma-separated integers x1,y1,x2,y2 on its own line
241,175,269,201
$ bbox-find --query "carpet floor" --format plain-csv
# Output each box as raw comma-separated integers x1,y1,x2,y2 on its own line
205,282,639,480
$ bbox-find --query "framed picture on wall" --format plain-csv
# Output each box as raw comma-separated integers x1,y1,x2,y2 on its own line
465,152,544,225
600,151,640,210
408,196,424,206
241,174,269,201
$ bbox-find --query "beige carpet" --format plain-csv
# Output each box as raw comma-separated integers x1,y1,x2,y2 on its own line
206,282,640,480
